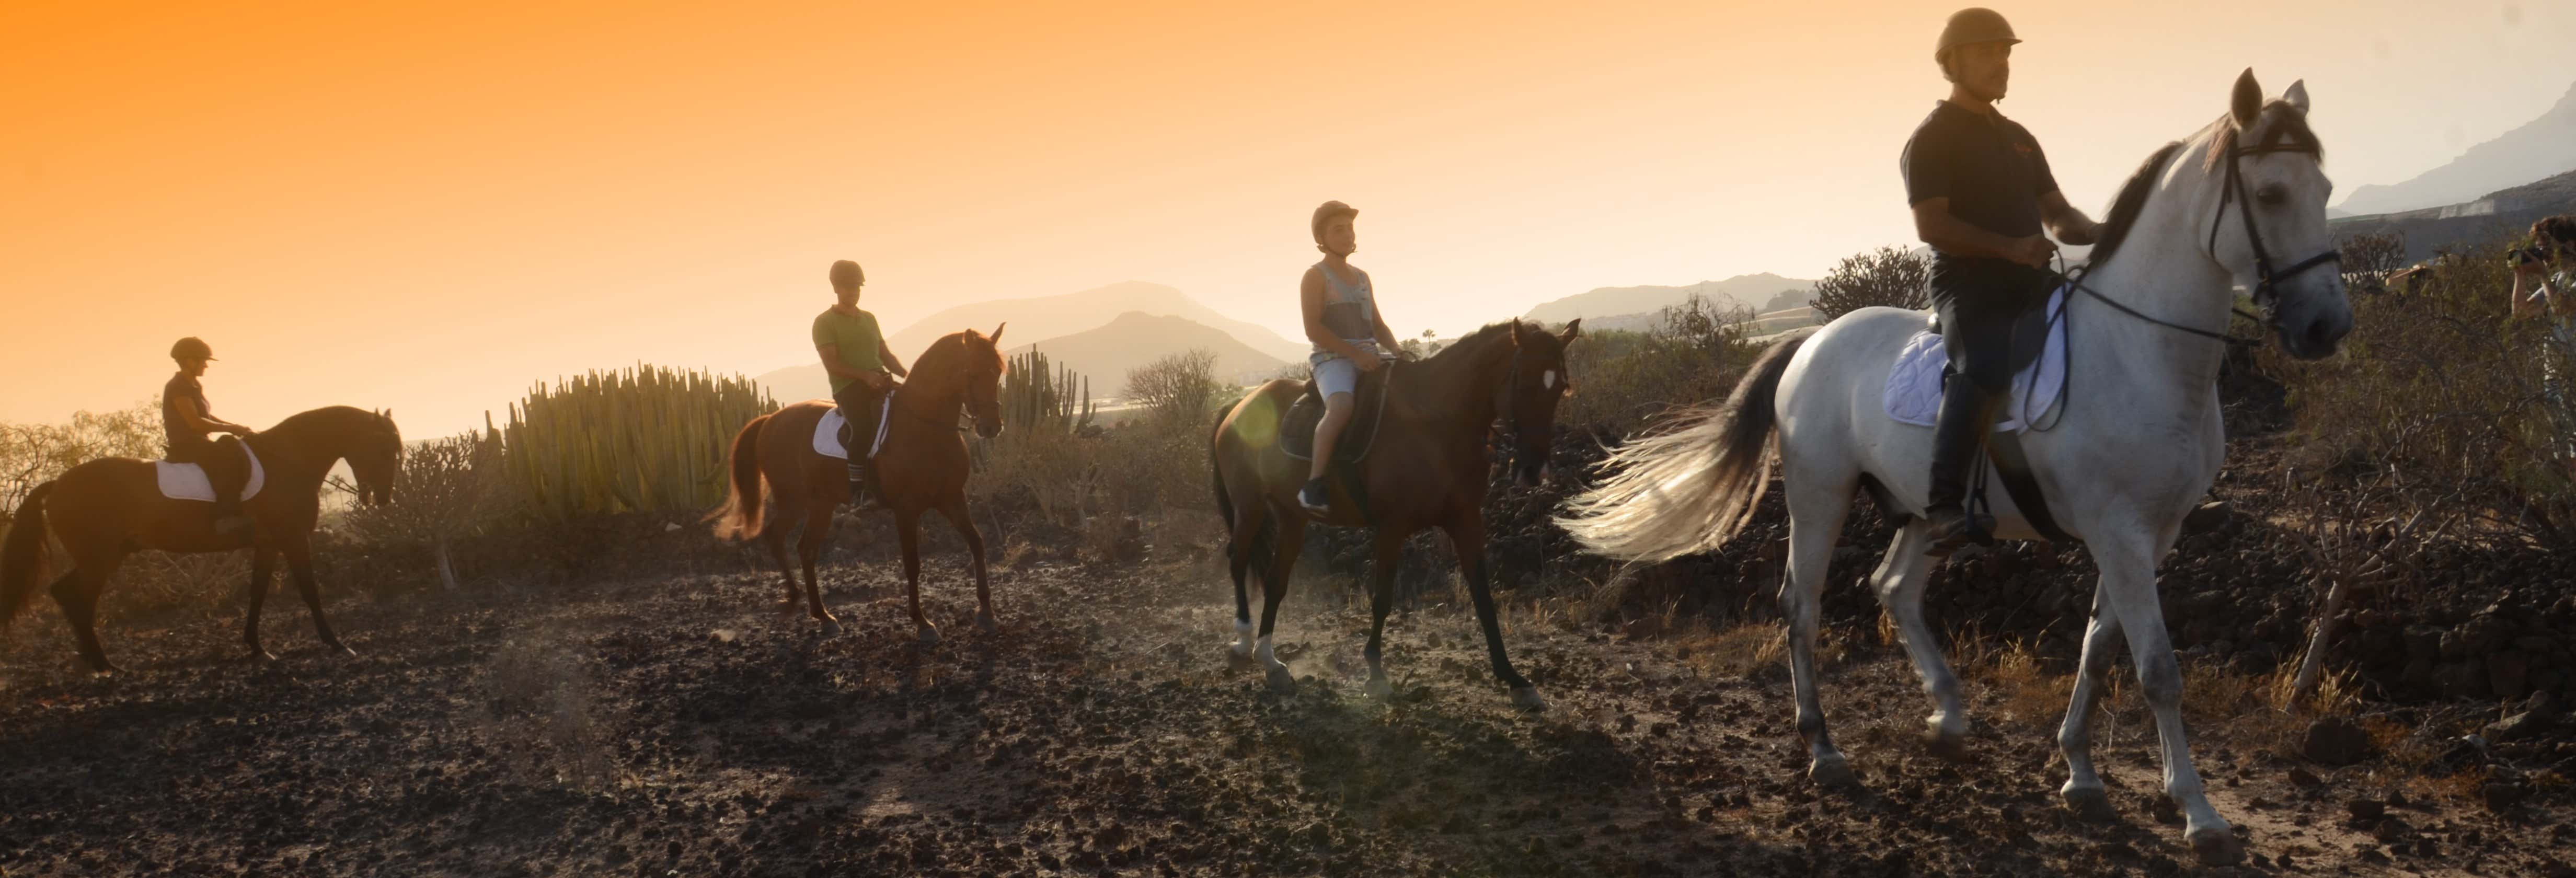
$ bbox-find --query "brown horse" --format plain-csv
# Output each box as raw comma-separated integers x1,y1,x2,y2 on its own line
1210,319,1579,709
1,406,404,673
708,327,1007,643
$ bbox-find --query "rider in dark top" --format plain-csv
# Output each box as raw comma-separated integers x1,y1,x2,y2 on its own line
162,337,259,538
1902,8,2101,555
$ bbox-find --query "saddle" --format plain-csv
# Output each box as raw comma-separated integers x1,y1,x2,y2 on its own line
1926,297,2078,545
813,397,893,461
1924,296,2056,379
1280,365,1392,464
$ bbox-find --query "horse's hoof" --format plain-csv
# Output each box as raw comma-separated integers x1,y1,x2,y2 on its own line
1227,647,1256,671
2187,825,2245,866
1509,686,1548,712
2062,785,2118,823
1923,725,1971,761
1809,754,1857,788
1364,675,1395,701
1265,665,1297,692
974,613,999,634
918,626,942,646
820,618,843,637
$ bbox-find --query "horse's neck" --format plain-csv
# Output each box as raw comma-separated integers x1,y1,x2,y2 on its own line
892,372,960,423
247,421,340,486
2073,158,2237,403
1389,341,1505,425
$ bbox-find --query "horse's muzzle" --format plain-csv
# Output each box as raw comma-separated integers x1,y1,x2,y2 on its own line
2274,300,2353,360
975,420,1004,440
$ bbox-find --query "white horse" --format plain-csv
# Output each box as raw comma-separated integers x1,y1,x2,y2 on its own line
1558,70,2349,866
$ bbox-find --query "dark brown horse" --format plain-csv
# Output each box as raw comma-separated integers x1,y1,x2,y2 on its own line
708,327,1007,643
1,406,404,672
1210,319,1579,709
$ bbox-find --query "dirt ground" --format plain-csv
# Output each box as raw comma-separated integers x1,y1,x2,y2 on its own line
4,529,2572,878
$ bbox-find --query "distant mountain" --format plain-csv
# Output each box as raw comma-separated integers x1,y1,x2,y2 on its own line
1521,273,1816,325
754,311,1287,403
2332,168,2576,263
1011,312,1287,392
883,281,1305,368
2336,81,2576,216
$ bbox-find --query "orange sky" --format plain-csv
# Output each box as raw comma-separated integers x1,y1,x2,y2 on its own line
6,1,2572,437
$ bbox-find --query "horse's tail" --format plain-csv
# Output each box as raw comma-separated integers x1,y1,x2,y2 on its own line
706,415,769,542
1208,403,1274,584
1557,335,1805,562
2,481,56,629
1209,415,1234,532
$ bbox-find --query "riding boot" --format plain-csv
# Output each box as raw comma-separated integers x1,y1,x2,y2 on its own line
1923,378,2000,557
211,491,256,540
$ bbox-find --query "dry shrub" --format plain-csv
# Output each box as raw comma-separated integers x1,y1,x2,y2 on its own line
1682,621,1788,679
1560,296,1762,435
2269,236,2576,544
1956,634,2069,729
479,632,616,791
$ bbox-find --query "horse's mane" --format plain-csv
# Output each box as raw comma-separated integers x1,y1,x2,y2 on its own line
2087,100,2321,273
268,405,394,437
910,329,1006,377
1428,321,1520,364
2083,141,2187,271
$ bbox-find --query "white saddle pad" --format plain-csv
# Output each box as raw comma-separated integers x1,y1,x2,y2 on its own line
155,443,268,503
1884,286,2068,433
813,398,893,461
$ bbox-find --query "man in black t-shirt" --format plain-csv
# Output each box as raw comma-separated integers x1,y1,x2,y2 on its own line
163,337,259,538
1901,8,2102,555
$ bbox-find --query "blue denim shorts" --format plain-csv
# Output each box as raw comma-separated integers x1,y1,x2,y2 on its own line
1309,344,1383,398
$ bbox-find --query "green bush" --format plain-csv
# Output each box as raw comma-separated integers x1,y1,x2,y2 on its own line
1561,296,1762,436
500,365,776,521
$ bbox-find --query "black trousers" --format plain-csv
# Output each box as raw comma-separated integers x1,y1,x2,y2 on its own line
1929,257,2055,394
167,436,251,507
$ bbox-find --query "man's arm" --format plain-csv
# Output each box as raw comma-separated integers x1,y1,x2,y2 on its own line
2039,190,2102,246
1913,198,2054,267
817,345,890,389
876,329,908,378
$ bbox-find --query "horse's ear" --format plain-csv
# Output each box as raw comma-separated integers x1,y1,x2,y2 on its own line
2230,68,2262,129
1509,317,1527,347
1560,318,1582,343
990,322,1006,345
2282,79,2310,114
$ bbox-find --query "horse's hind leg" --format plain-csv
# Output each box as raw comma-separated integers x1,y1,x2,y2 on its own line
896,509,937,645
797,502,839,633
2057,587,2125,822
933,495,997,632
1252,517,1304,691
761,506,799,614
1872,521,1966,756
53,551,126,673
1360,528,1405,700
2091,530,2240,865
1781,474,1857,786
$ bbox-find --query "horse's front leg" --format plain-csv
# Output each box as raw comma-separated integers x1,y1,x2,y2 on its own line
243,547,277,660
933,495,996,632
1254,515,1305,691
1361,528,1406,700
1439,515,1542,710
896,509,936,645
281,539,353,656
797,501,838,633
2090,530,2240,865
2057,587,2125,822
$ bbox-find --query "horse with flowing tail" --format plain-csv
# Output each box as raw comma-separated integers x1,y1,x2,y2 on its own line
2,406,405,673
708,326,1007,643
1211,318,1579,709
1559,71,2349,865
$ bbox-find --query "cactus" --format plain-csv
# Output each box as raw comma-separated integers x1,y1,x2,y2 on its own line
1000,348,1094,438
499,363,778,521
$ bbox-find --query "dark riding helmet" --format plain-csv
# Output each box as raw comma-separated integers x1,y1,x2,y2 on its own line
829,259,865,292
170,337,216,362
1936,8,2020,65
1312,200,1358,249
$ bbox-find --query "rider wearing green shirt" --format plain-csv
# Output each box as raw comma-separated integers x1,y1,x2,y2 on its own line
815,259,908,506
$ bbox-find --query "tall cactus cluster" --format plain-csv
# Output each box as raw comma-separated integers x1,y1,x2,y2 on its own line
1000,349,1094,438
499,364,778,521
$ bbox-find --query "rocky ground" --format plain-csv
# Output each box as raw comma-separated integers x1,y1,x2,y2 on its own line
5,516,2572,877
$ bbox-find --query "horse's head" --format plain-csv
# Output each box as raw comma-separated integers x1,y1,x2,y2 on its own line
2206,70,2351,359
352,408,405,507
1497,318,1581,487
959,324,1007,439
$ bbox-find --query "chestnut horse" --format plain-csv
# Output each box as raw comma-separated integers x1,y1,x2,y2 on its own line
708,327,1007,643
1,406,405,673
1210,319,1579,709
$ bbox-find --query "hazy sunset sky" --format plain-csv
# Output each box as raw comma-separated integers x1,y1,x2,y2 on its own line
6,1,2572,436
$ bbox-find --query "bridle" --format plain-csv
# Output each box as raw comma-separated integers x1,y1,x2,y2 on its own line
2060,123,2336,348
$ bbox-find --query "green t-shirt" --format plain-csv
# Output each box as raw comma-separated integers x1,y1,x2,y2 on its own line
812,308,887,394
